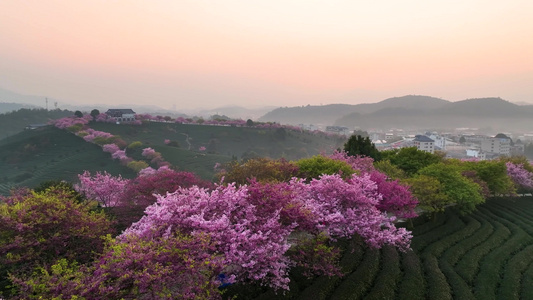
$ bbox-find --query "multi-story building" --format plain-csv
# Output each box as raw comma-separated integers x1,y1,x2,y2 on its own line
480,134,511,156
413,135,435,153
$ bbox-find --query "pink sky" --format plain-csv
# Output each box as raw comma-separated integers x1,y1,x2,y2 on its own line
1,0,532,109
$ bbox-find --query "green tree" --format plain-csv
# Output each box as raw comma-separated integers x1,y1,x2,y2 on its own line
381,147,442,176
406,175,452,220
90,109,100,120
451,159,514,195
343,135,381,161
295,155,355,180
459,136,466,144
246,119,254,127
74,110,83,118
374,159,406,180
418,163,484,215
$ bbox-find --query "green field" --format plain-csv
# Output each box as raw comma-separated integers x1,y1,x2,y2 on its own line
226,196,533,300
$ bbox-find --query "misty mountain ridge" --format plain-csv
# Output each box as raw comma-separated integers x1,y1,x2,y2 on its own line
334,97,533,131
259,95,533,132
259,95,451,125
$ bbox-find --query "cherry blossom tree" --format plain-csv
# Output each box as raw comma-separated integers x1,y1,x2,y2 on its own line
75,171,130,207
506,162,533,191
121,173,412,290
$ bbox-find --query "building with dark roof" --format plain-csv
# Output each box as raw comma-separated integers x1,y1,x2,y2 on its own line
413,135,435,153
105,109,136,122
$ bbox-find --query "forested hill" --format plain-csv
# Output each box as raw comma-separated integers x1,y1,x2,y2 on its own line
335,97,533,131
259,95,533,131
0,108,73,140
259,95,449,125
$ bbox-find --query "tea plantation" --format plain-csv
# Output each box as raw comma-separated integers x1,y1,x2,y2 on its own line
227,196,533,300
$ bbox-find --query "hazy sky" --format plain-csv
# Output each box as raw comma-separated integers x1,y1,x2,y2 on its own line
1,1,532,110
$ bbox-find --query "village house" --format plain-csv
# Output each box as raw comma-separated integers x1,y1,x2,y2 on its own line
105,109,136,122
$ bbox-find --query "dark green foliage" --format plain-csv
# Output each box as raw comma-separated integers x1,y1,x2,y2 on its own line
364,246,400,300
74,110,83,118
90,109,100,120
343,135,381,161
397,251,425,300
329,248,381,300
381,147,442,175
423,255,452,300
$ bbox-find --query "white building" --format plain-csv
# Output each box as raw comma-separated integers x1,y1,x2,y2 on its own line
413,135,435,153
480,134,511,156
466,149,486,160
105,109,136,122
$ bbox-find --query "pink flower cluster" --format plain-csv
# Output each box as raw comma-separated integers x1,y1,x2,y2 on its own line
121,173,413,290
141,147,169,167
111,150,132,164
75,171,130,207
506,162,533,190
51,116,90,129
102,143,120,154
329,150,375,173
141,147,157,159
82,128,113,142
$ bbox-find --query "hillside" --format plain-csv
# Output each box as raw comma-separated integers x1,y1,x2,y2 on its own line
258,95,449,126
335,97,533,131
90,122,345,170
0,126,137,195
0,122,345,195
0,108,74,140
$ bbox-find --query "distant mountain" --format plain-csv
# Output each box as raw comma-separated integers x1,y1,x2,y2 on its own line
335,97,533,131
0,87,49,107
259,95,450,125
259,104,361,126
192,105,277,120
0,102,40,114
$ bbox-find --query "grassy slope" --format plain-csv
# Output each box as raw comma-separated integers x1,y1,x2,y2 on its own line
0,126,136,195
90,122,345,178
90,122,344,159
226,197,533,300
0,122,345,194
